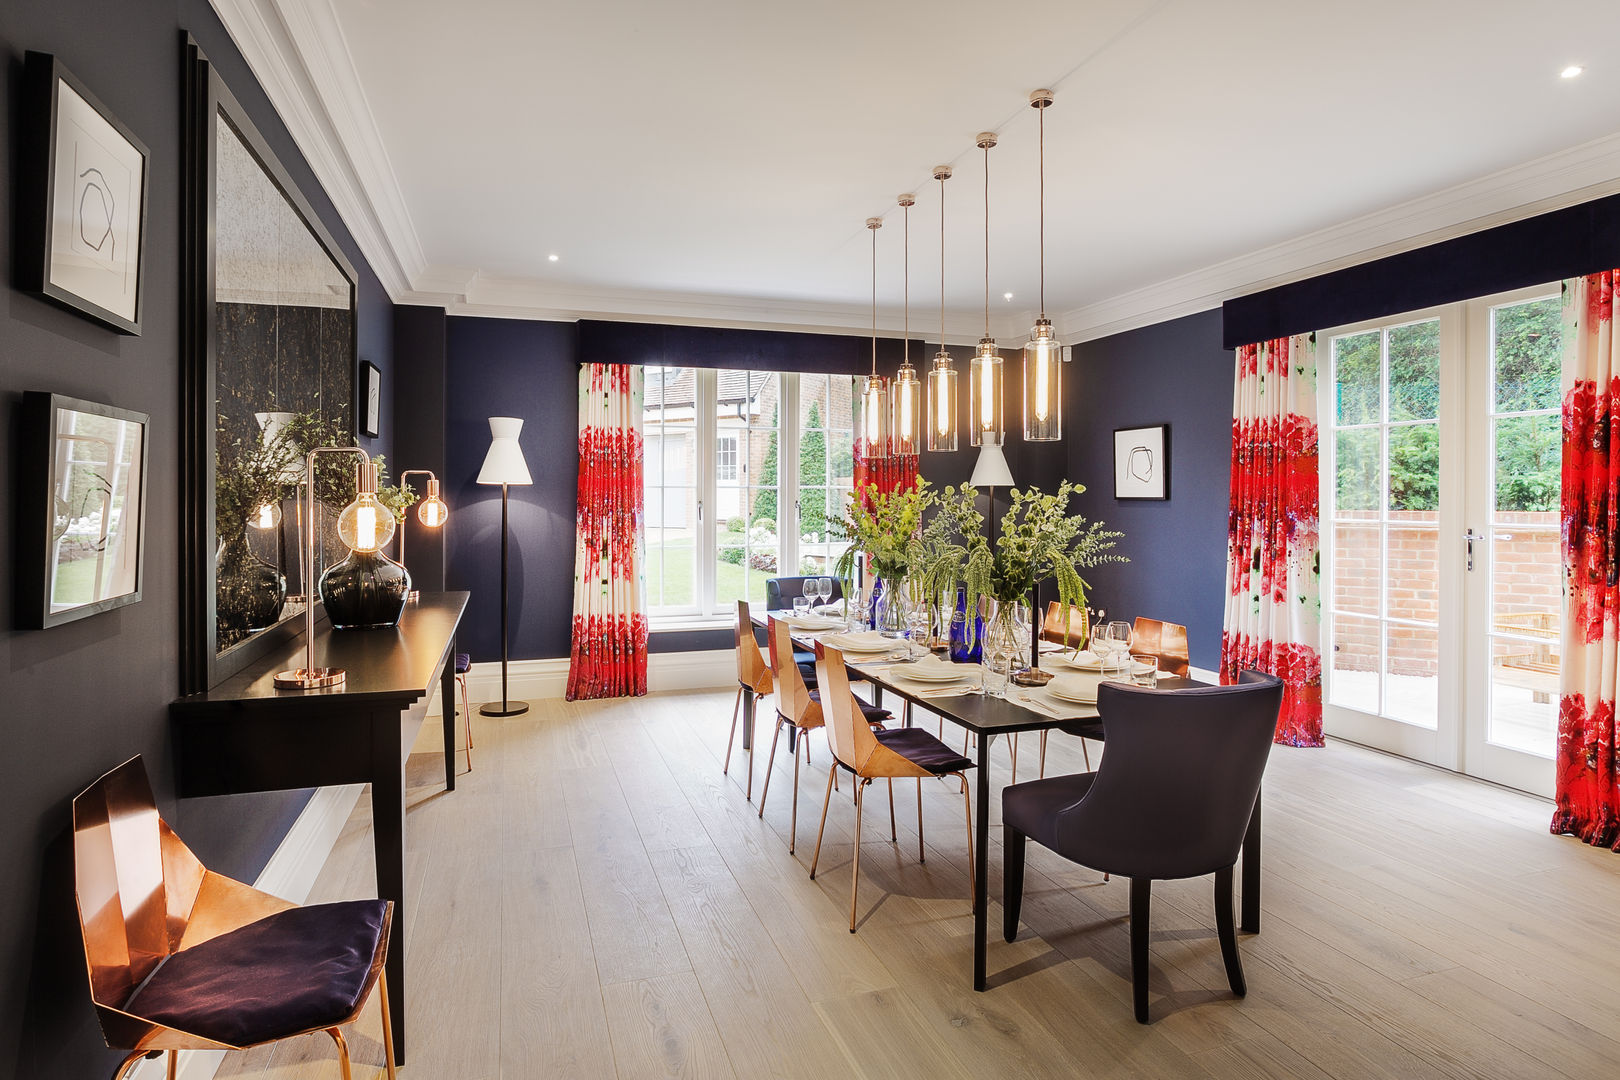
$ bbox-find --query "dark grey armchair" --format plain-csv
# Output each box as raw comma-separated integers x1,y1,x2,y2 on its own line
765,576,843,611
1001,670,1284,1022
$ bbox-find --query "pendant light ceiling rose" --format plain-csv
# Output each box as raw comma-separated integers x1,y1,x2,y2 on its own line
975,131,997,150
933,165,952,181
1030,88,1054,109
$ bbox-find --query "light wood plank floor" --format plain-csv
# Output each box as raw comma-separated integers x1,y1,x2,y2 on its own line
217,688,1620,1079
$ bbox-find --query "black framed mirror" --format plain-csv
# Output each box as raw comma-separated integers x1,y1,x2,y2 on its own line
181,38,356,693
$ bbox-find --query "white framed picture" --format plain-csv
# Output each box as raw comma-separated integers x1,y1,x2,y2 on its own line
23,52,149,334
1114,424,1169,500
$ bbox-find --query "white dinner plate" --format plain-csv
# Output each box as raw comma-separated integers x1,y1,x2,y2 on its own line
1045,650,1105,672
892,662,971,684
822,632,893,654
783,614,841,631
1048,675,1101,704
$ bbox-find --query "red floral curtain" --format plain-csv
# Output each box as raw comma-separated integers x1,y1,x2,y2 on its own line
853,443,919,498
1553,271,1620,848
566,364,648,700
1220,333,1324,746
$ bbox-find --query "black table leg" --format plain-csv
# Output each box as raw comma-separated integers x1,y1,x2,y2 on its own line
441,645,458,791
974,733,991,991
372,709,409,1062
1241,790,1261,933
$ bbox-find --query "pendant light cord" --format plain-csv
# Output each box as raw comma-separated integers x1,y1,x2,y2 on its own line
870,222,877,377
939,175,946,350
1039,102,1046,321
983,143,990,338
903,201,909,365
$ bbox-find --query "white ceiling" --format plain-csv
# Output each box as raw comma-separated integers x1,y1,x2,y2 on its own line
218,0,1620,340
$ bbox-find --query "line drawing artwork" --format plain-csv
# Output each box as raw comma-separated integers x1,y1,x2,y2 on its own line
76,166,115,257
1127,445,1154,484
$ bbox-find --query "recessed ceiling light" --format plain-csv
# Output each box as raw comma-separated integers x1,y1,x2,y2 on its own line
1561,65,1584,79
548,253,560,261
1003,292,1013,301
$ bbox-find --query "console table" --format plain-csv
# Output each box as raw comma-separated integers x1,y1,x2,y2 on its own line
170,591,469,1062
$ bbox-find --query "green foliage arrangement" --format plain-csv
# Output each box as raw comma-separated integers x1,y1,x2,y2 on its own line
215,411,349,539
374,457,420,523
830,479,935,585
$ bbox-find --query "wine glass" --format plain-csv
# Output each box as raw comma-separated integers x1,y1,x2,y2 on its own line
1106,620,1133,675
817,576,833,609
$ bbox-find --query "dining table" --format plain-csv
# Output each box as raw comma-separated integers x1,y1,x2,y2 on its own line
752,608,1263,992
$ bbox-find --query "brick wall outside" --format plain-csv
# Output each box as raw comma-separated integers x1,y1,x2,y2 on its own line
1331,509,1558,677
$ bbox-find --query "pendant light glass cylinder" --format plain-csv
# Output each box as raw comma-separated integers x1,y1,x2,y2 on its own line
926,352,958,452
1023,319,1062,441
892,363,921,456
860,375,889,459
969,339,1005,447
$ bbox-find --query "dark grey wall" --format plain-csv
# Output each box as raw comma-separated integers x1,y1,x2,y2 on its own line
0,4,393,1075
392,305,448,591
1066,309,1232,670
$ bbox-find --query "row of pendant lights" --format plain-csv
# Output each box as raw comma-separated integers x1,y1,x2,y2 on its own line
860,88,1065,459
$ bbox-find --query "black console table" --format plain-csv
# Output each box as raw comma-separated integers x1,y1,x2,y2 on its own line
170,591,469,1062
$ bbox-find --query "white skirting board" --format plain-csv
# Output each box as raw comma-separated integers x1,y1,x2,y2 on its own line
429,649,737,715
129,784,364,1080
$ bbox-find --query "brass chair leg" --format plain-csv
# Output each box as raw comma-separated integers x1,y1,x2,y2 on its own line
789,731,803,854
850,779,867,932
959,774,976,909
1039,730,1047,778
1010,732,1019,784
745,693,764,801
1081,737,1092,771
758,716,785,817
379,970,398,1080
887,778,897,842
723,685,743,775
810,765,837,879
458,673,474,771
328,1027,353,1080
167,1050,177,1080
916,778,925,863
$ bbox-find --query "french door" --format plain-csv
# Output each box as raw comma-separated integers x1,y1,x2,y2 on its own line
1321,286,1562,797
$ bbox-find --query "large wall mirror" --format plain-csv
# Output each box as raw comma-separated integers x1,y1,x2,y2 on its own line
182,39,356,693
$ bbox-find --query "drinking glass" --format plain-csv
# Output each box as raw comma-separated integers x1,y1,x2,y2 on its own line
818,577,834,608
792,595,811,617
1106,621,1133,676
1130,653,1159,688
982,653,1012,698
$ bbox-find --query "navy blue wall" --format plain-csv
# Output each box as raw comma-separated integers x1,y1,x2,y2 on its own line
445,316,580,661
0,3,393,1074
1066,309,1232,670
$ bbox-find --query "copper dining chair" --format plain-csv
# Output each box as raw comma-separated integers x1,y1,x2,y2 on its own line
724,600,775,799
810,643,978,932
1041,601,1090,647
757,617,890,853
72,757,396,1080
1132,617,1191,678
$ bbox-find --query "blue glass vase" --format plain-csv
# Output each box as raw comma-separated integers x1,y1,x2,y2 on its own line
949,588,983,664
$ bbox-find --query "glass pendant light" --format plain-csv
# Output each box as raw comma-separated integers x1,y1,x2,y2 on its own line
970,132,1005,447
860,216,889,459
1023,89,1063,441
927,164,958,452
892,193,922,456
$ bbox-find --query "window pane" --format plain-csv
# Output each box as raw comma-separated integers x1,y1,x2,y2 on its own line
1333,331,1381,425
1494,297,1562,413
798,374,856,574
1386,528,1438,623
1388,423,1438,512
1489,632,1557,757
1331,524,1380,616
1330,614,1380,713
1384,624,1438,728
714,370,780,613
1388,320,1439,421
642,367,697,613
1494,414,1560,513
1336,428,1380,512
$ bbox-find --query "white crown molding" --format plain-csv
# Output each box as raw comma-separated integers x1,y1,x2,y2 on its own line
209,0,426,295
1056,129,1620,343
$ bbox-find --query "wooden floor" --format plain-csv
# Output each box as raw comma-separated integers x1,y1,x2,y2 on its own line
216,687,1620,1080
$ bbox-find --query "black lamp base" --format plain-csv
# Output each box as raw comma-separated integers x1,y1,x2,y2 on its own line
479,701,529,717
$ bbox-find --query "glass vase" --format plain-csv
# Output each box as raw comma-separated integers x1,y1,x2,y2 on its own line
319,547,412,630
982,597,1029,683
873,575,910,639
215,530,286,647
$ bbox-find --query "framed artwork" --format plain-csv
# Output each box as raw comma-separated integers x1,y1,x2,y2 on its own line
16,393,149,629
360,360,382,438
20,52,149,335
1114,424,1169,500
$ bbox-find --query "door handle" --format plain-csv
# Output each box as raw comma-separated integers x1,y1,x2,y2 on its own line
1464,529,1480,572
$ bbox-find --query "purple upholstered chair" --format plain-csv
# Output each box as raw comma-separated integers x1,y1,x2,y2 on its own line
1002,670,1283,1023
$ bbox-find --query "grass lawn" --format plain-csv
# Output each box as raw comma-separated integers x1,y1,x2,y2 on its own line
52,555,103,605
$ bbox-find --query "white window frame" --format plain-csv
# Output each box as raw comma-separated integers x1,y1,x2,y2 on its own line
644,369,855,628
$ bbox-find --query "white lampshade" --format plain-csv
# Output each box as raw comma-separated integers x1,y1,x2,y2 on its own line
477,417,533,485
969,441,1014,488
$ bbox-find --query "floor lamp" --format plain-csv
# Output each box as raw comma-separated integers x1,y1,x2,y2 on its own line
478,417,531,717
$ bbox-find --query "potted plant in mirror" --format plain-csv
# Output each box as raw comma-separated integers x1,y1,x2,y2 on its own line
214,411,347,647
831,480,935,637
